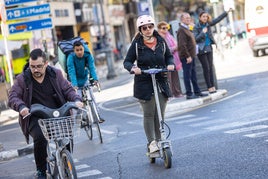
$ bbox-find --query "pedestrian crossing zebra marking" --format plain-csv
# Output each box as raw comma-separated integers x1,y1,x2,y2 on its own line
205,117,268,131
174,116,208,124
224,125,268,134
77,169,102,178
244,131,268,138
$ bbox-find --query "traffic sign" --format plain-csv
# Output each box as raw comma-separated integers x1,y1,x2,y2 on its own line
4,0,37,7
8,18,52,34
6,4,50,20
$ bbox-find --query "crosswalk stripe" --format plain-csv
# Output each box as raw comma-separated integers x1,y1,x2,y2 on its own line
175,117,208,124
166,114,195,121
224,125,268,134
244,131,268,138
76,164,90,170
205,117,268,131
77,169,102,178
190,118,227,127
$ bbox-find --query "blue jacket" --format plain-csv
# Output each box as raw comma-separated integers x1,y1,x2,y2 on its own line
193,11,228,51
67,48,98,87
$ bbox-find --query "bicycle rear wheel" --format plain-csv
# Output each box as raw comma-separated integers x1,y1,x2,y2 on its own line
90,101,103,143
59,149,77,179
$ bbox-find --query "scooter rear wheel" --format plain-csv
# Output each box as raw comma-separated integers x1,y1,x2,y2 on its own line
163,148,172,168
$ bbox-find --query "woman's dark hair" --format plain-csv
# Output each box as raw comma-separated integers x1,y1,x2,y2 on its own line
29,48,47,62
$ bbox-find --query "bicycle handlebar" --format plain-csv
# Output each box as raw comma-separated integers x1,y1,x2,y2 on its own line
130,68,172,75
26,102,79,119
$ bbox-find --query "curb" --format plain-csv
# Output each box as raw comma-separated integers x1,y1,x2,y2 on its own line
0,143,33,161
167,89,228,112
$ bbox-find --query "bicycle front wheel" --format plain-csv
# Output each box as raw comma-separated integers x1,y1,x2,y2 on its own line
83,105,93,140
90,101,103,143
59,149,77,179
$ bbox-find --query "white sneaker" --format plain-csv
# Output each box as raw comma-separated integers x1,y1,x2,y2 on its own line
149,140,159,153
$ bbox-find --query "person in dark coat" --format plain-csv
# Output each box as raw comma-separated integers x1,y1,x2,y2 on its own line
177,12,208,100
123,15,174,154
193,9,232,93
8,48,83,178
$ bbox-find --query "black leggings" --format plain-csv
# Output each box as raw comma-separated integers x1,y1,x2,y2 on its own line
198,51,214,89
29,118,48,172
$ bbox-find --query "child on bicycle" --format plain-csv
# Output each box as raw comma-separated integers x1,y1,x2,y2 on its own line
67,40,105,123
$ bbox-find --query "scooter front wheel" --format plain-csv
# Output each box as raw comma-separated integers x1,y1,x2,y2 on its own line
163,148,172,168
149,157,155,163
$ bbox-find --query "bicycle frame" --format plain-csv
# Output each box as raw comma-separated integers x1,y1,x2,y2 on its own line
79,83,103,143
31,102,79,178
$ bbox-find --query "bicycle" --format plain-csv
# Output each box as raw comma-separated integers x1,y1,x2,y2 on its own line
28,102,81,179
79,81,103,143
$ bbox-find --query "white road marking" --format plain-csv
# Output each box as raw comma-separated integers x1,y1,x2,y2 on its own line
244,131,268,138
166,114,195,122
175,117,208,124
224,125,268,134
77,169,102,178
190,118,228,127
75,164,90,170
206,117,268,131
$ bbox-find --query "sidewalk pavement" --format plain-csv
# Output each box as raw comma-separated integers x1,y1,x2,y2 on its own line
0,60,228,161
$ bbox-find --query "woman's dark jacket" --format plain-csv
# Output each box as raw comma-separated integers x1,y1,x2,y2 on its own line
8,65,81,143
123,31,174,100
193,11,228,51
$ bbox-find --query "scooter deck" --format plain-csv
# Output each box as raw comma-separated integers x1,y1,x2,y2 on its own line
146,151,161,158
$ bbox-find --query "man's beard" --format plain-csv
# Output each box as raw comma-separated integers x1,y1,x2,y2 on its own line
33,72,43,78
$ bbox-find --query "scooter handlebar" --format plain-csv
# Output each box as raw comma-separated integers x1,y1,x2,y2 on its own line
130,68,172,75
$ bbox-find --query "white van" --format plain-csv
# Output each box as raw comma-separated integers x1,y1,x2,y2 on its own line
245,0,268,57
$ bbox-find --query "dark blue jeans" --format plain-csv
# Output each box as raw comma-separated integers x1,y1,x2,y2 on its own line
181,57,201,96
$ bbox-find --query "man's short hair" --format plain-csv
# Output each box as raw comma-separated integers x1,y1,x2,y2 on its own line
73,41,83,48
29,48,47,62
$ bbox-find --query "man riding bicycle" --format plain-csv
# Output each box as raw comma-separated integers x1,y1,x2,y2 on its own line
8,48,83,179
67,40,105,123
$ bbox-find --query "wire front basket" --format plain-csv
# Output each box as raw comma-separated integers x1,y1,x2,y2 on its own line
38,114,82,142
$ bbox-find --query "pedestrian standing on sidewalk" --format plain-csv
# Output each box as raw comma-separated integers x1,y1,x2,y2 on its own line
8,48,83,179
157,21,183,98
193,9,232,93
123,15,174,154
177,12,208,100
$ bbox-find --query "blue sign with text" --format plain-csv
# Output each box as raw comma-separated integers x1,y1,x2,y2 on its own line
4,0,37,6
6,4,50,20
8,18,53,34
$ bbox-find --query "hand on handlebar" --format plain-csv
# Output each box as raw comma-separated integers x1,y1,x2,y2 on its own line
167,64,175,71
130,65,141,75
75,101,84,108
20,107,30,118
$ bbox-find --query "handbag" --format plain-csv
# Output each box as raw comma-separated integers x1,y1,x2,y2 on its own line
198,45,212,55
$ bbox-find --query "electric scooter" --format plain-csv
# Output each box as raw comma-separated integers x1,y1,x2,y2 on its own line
141,68,173,169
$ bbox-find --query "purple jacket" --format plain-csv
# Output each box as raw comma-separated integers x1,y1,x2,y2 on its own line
8,65,82,143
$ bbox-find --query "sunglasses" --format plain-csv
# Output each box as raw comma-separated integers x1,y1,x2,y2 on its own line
30,64,45,70
141,25,154,31
161,27,168,30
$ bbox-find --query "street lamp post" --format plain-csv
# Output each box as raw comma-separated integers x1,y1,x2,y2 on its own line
98,0,117,79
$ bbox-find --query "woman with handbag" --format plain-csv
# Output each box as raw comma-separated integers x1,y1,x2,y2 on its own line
193,9,232,93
